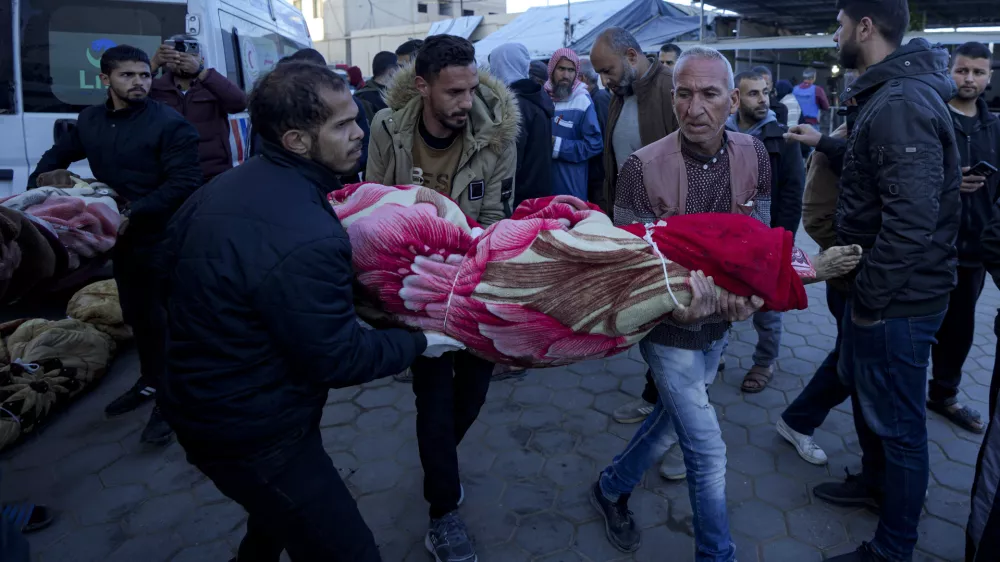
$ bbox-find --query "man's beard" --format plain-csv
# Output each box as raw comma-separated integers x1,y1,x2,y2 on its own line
740,105,766,125
838,34,861,70
617,62,638,97
435,107,469,131
310,139,360,176
956,86,984,101
111,84,147,106
553,82,572,100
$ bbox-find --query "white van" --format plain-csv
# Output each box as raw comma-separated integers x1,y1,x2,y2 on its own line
0,0,310,197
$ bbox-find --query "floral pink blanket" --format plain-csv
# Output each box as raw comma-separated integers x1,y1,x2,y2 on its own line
332,184,811,368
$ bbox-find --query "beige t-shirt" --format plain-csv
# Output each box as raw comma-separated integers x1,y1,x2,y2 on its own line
411,121,463,196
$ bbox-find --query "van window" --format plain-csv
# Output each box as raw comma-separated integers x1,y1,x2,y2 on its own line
19,0,186,113
0,2,14,113
219,10,307,92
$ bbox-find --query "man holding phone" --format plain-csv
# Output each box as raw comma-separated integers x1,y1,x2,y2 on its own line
926,42,1000,434
149,34,247,184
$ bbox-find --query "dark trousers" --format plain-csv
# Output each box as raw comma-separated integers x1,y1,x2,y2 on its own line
641,369,658,404
113,237,166,389
190,429,380,562
411,351,492,518
929,265,987,403
782,286,851,435
840,305,946,561
966,384,1000,562
0,472,29,562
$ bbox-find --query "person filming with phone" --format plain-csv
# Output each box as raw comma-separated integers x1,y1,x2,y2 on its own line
921,41,1000,434
150,34,247,184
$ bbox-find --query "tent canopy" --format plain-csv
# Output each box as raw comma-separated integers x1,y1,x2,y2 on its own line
474,0,704,64
428,16,484,39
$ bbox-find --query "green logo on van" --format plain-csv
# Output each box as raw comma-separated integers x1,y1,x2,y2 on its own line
86,39,118,69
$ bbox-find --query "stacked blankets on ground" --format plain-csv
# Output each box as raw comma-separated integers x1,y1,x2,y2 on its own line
331,184,811,368
0,182,120,304
0,281,129,451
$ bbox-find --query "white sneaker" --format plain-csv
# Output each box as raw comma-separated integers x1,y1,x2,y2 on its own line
776,418,828,465
613,398,656,424
659,444,687,480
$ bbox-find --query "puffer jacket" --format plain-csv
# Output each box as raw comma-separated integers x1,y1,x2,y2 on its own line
159,140,427,457
510,78,554,208
836,38,962,321
366,65,520,226
952,97,1000,266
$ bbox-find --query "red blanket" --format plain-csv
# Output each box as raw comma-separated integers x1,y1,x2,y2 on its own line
333,185,809,367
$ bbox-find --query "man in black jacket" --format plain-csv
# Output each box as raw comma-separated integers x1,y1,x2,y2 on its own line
488,42,554,209
28,45,202,446
727,70,805,394
354,51,398,121
814,2,962,561
926,42,1000,434
753,65,789,127
159,62,462,562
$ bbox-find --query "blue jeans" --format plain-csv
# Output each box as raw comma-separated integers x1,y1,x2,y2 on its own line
600,335,734,562
839,308,946,562
781,286,850,435
751,310,782,367
0,473,30,562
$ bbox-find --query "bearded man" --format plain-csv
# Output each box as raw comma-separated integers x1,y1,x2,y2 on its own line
546,47,603,201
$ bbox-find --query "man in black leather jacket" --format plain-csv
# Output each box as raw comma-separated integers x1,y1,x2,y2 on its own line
813,2,962,562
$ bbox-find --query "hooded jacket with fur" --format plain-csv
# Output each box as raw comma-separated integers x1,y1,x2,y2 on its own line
365,65,519,226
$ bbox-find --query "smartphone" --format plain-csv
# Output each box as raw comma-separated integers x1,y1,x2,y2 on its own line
173,39,200,55
968,160,998,178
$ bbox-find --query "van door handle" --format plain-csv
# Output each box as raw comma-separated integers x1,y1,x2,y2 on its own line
0,169,13,181
53,118,78,143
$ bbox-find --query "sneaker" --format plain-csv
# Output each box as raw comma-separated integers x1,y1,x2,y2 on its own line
589,481,640,553
612,398,655,424
813,469,881,509
826,542,889,561
659,444,686,480
393,369,413,383
140,406,173,446
777,418,828,465
105,380,156,417
425,511,477,562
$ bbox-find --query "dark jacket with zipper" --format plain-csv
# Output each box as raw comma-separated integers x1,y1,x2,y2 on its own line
27,98,202,241
158,141,427,457
755,120,805,235
354,79,389,123
510,78,554,208
150,69,247,182
836,38,962,321
951,97,1000,266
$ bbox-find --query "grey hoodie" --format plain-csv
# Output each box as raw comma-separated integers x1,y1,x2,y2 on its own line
489,43,531,85
726,109,776,137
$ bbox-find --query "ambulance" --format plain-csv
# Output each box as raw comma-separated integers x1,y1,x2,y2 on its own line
0,0,310,196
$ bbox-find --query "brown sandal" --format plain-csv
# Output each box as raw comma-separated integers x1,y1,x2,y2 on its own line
741,365,773,394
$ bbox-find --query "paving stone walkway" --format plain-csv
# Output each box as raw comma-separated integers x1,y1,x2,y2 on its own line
2,237,993,561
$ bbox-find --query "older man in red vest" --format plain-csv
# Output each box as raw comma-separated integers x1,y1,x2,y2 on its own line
590,46,767,559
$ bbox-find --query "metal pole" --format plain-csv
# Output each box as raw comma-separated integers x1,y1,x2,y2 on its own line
564,0,572,47
700,0,705,43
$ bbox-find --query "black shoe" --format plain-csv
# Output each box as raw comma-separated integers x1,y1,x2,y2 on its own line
105,380,157,417
425,511,477,562
140,406,173,446
589,481,640,553
826,542,890,561
813,469,881,509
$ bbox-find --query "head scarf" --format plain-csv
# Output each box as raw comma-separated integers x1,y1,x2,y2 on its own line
544,47,582,98
489,43,531,85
